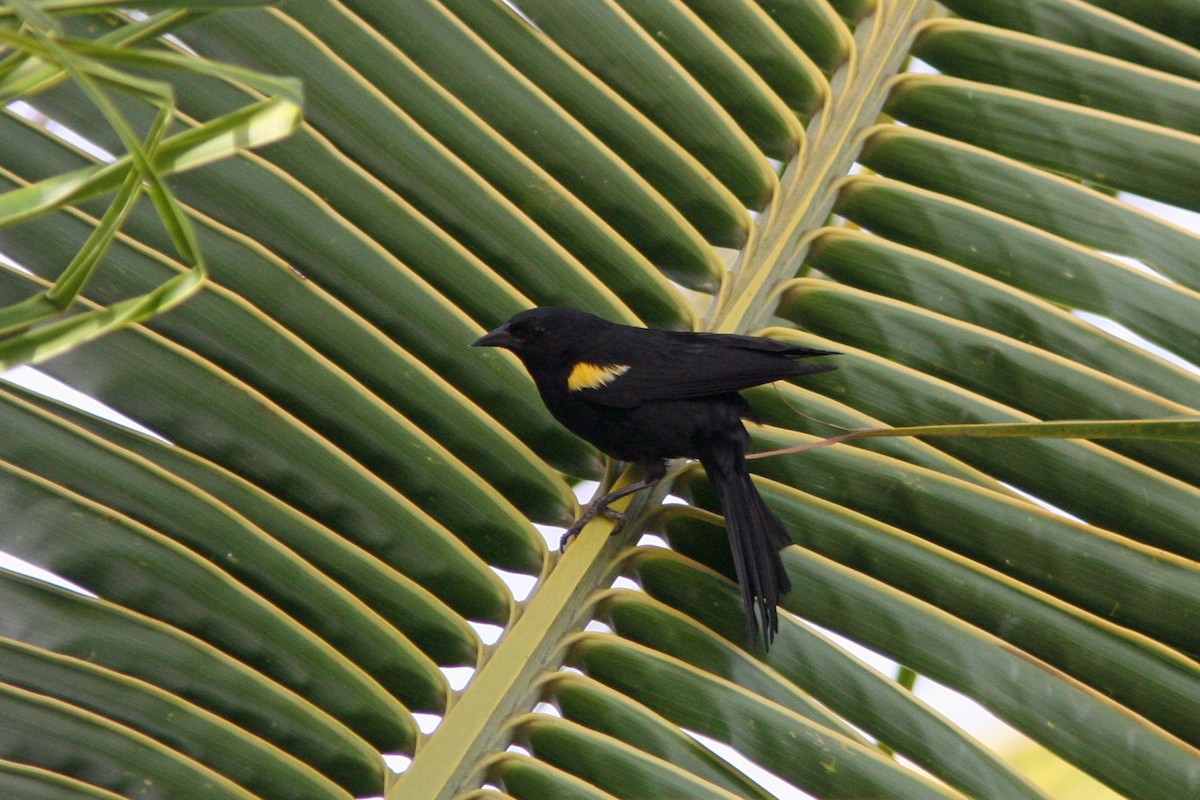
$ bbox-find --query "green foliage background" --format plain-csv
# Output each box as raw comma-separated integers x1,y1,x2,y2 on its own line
0,1,1198,799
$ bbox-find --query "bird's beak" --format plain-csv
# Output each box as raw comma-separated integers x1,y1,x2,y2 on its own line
471,322,519,349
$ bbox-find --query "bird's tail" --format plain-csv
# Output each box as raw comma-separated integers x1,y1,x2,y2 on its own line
700,443,792,648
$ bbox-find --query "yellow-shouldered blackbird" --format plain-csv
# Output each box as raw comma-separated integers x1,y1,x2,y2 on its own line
473,307,836,647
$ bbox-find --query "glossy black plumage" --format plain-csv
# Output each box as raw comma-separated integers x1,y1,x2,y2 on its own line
473,307,836,647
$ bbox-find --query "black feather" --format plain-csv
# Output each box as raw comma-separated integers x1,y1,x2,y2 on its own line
700,440,792,645
473,307,835,649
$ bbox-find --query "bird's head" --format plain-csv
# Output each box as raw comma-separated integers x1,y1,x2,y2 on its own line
471,307,607,357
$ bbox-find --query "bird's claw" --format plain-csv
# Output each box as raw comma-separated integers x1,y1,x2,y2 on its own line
558,502,628,552
556,527,580,554
602,507,627,524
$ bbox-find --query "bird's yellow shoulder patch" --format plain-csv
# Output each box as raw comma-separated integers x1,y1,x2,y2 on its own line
568,362,630,392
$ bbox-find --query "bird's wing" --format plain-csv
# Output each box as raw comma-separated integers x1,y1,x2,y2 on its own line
570,333,835,408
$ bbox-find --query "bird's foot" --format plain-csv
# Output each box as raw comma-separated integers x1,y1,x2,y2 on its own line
558,480,655,552
602,507,628,525
559,503,628,551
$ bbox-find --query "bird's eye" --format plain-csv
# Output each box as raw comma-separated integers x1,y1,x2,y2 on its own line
512,319,544,339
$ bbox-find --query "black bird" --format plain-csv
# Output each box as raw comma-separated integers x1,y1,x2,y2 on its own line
472,307,836,647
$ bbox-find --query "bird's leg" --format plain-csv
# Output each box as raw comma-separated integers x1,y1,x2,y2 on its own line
559,462,666,551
